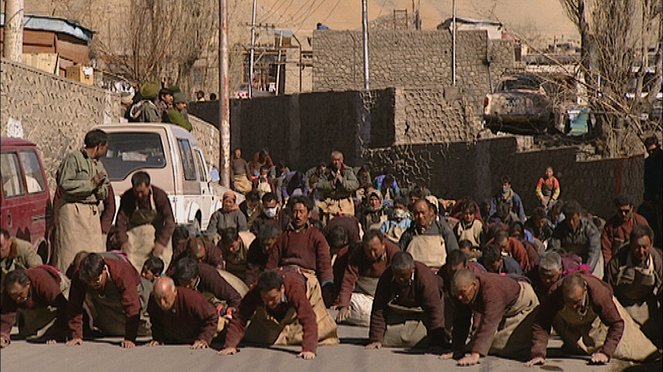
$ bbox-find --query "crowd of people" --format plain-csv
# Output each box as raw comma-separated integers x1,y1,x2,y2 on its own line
1,128,662,367
119,82,194,131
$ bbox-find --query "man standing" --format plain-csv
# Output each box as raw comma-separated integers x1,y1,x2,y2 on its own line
335,230,400,326
219,269,339,360
0,229,43,278
266,196,334,306
601,194,649,264
643,135,662,248
527,273,658,366
1,266,69,347
146,277,220,349
549,200,603,278
165,92,193,131
442,269,539,366
66,253,148,348
605,225,662,346
399,199,459,273
54,129,110,272
315,151,359,222
366,252,446,349
489,176,526,223
231,148,253,194
116,171,176,272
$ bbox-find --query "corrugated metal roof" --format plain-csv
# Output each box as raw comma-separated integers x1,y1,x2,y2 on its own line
0,13,94,43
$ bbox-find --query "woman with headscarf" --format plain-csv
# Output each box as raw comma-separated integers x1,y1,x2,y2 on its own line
205,192,248,244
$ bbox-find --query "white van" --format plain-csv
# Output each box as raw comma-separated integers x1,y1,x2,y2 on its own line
95,123,240,231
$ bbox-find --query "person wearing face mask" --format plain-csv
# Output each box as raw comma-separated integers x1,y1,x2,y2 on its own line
252,192,290,235
1,266,69,348
366,252,447,349
441,269,539,367
335,230,400,326
379,197,412,243
527,273,658,367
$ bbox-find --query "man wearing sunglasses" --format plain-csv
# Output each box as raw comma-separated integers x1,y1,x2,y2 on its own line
601,194,649,265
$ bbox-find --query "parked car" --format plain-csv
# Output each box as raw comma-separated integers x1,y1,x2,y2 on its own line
1,137,52,262
95,123,241,232
484,73,566,135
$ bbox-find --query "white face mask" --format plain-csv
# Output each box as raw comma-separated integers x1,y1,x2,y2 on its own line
264,207,278,218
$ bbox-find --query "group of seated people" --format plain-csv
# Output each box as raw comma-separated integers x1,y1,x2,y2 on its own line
1,150,661,367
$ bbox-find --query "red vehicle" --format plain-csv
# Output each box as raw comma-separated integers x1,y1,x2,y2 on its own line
1,137,52,262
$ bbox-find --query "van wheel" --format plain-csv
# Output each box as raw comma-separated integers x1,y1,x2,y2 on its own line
37,240,51,265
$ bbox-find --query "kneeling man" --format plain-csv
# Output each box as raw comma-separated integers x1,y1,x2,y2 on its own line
219,269,339,360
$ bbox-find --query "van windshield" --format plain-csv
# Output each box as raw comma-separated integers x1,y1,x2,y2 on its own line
100,132,166,181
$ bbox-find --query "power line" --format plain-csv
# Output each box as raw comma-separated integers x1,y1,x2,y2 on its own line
319,0,343,24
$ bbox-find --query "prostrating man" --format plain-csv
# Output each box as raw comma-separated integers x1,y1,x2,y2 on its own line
246,224,281,288
315,150,359,222
116,171,176,271
606,225,662,345
0,229,43,278
399,199,459,273
66,252,149,348
219,269,339,360
265,196,334,306
146,277,220,349
442,269,539,366
218,228,255,282
601,194,649,264
366,252,446,349
549,200,603,278
336,230,400,326
172,258,243,314
1,266,69,347
527,273,658,366
480,243,522,276
170,236,223,272
527,250,583,300
489,176,527,223
54,129,110,272
492,228,534,273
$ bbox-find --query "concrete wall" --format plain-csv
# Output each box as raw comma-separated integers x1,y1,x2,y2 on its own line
312,30,516,115
0,59,119,192
362,137,644,219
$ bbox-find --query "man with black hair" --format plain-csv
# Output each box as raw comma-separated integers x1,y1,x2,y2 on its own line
141,256,165,282
172,258,242,311
219,269,339,360
0,229,43,279
116,171,176,272
239,190,261,231
246,224,281,287
218,227,254,281
481,243,522,275
549,200,603,277
524,207,554,243
601,194,649,264
489,176,526,223
251,192,289,235
367,252,447,349
1,266,69,347
336,230,400,326
54,129,110,272
266,196,334,306
66,252,148,348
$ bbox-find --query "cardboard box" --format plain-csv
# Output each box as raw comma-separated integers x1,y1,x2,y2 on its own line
22,53,59,74
65,65,94,85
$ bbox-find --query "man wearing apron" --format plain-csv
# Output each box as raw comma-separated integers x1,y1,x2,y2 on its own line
116,171,176,273
367,252,446,349
219,269,339,360
314,151,360,223
399,199,459,275
1,266,69,347
442,270,539,366
606,225,662,346
146,277,222,348
528,273,659,367
66,252,149,348
549,200,603,279
335,230,400,326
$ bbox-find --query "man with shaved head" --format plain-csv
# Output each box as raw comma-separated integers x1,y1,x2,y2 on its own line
146,277,220,349
527,272,658,366
442,269,539,366
399,199,459,273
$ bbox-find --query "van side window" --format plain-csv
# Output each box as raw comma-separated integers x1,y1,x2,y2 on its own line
19,151,46,194
1,152,26,198
195,150,207,182
177,139,196,181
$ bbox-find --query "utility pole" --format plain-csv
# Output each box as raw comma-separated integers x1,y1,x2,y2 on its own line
451,0,457,86
3,0,24,62
218,0,230,187
361,0,370,90
249,0,257,98
275,31,283,96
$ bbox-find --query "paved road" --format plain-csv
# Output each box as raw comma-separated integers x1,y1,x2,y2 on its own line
2,323,658,372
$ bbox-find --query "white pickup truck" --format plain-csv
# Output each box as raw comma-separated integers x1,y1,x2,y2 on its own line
95,123,242,231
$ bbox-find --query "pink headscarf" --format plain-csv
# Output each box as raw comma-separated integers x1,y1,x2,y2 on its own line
222,191,239,212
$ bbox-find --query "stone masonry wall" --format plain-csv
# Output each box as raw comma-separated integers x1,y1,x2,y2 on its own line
312,30,516,117
362,137,644,219
0,59,119,193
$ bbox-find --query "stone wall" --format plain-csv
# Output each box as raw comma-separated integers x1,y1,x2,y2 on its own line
0,59,119,192
362,137,644,219
312,30,516,116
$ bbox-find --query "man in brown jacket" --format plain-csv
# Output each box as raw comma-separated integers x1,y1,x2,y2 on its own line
601,194,650,264
0,229,43,279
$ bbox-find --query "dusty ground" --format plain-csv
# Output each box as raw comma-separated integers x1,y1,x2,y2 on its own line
1,323,658,372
